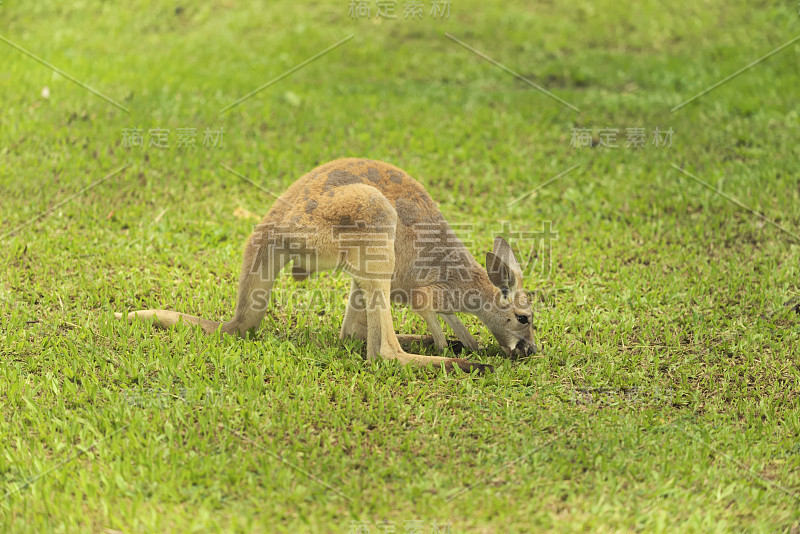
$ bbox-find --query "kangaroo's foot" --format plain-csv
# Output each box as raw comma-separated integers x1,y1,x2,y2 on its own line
395,334,466,354
443,358,494,374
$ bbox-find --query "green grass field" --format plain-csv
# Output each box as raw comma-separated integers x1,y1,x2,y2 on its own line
1,0,799,531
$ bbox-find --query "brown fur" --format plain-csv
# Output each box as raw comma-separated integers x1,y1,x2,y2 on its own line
116,158,538,372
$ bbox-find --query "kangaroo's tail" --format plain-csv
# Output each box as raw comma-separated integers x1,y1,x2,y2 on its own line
114,310,223,335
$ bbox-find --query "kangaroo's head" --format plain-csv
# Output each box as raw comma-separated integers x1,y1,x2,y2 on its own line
482,236,537,357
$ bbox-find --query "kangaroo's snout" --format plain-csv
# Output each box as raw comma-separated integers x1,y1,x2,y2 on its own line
514,338,537,357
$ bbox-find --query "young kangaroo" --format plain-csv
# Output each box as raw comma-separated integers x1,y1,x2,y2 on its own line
116,158,537,372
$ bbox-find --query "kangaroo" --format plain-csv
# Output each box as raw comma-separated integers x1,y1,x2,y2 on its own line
116,158,537,372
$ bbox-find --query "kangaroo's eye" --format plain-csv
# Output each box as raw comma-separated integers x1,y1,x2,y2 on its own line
516,314,529,324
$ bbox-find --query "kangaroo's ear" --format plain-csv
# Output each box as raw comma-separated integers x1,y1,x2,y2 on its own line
492,236,523,281
486,251,517,291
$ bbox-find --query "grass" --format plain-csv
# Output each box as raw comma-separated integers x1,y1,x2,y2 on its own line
1,0,799,531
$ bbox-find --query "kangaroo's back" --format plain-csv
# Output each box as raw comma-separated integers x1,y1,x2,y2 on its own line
115,157,536,373
271,158,446,228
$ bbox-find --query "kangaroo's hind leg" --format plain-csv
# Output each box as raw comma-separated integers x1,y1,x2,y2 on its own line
340,280,369,341
220,220,292,336
331,184,490,373
342,282,460,354
117,219,291,336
